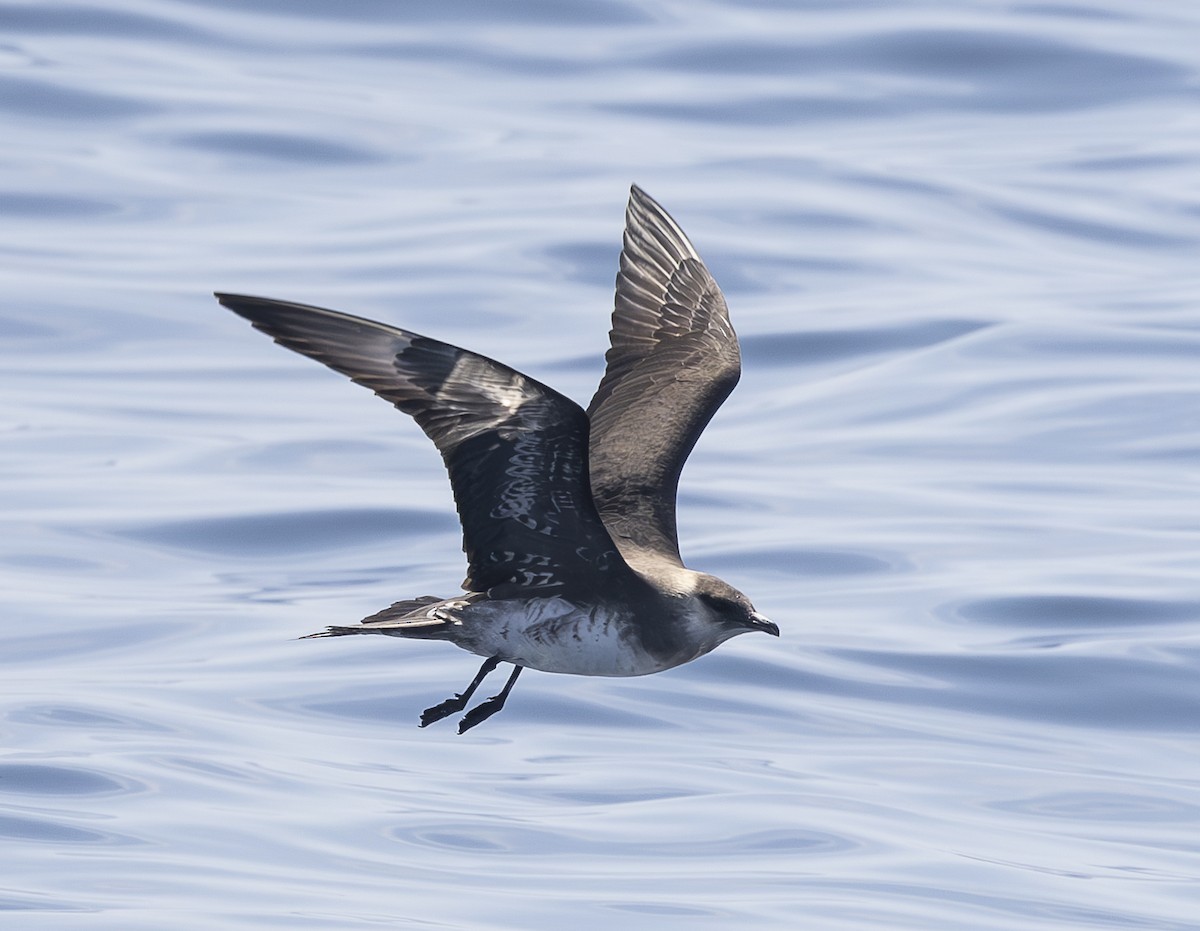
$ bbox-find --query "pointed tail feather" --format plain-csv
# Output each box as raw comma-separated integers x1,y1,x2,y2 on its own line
298,594,468,640
299,625,370,639
299,614,454,640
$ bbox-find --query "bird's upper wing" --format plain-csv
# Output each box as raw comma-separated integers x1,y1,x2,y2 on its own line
218,293,630,597
585,186,740,568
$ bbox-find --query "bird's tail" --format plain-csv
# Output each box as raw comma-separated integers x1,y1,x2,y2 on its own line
299,595,459,641
299,626,369,639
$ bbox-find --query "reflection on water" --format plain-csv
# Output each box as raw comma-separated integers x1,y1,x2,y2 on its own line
2,0,1199,928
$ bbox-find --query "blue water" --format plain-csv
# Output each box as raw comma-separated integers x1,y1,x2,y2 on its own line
3,1,1199,927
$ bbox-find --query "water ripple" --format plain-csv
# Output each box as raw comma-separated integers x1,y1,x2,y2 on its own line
0,763,136,797
173,130,388,167
0,814,137,847
118,507,457,556
0,74,157,120
992,791,1200,822
950,594,1200,629
1,3,213,41
638,28,1192,114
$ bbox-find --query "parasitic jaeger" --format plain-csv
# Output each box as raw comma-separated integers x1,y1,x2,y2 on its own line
217,185,777,733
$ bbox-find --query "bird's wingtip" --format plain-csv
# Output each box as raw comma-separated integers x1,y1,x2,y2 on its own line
629,183,653,206
214,292,253,315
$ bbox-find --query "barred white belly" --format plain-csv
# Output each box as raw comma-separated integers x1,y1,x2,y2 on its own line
454,597,667,677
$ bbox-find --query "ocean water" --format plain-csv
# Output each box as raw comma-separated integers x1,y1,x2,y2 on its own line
2,0,1199,927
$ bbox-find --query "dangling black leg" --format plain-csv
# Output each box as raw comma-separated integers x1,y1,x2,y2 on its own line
457,665,523,734
419,657,500,727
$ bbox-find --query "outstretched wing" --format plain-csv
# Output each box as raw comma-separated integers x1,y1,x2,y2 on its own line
586,186,741,568
217,294,627,596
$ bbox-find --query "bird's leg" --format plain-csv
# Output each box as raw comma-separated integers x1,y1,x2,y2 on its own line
457,665,523,734
419,656,501,727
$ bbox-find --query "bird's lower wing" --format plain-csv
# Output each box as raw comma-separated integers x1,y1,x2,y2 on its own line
586,187,741,567
218,293,631,597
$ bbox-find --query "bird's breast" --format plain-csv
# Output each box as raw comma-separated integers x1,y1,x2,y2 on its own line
456,597,674,677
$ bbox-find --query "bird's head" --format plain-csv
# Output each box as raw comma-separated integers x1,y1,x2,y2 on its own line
686,573,779,644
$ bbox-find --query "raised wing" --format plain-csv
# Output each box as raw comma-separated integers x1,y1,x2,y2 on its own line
217,293,627,597
586,186,740,567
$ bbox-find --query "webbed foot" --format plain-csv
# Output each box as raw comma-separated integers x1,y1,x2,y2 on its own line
417,656,500,728
420,696,468,727
456,665,523,734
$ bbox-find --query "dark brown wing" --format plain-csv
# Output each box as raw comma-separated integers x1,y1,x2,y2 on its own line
217,293,628,597
585,186,740,567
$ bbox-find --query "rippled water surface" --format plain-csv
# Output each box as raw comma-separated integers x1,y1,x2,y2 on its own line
3,1,1199,928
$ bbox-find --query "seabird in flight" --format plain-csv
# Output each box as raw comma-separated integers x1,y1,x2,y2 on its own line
216,185,777,733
